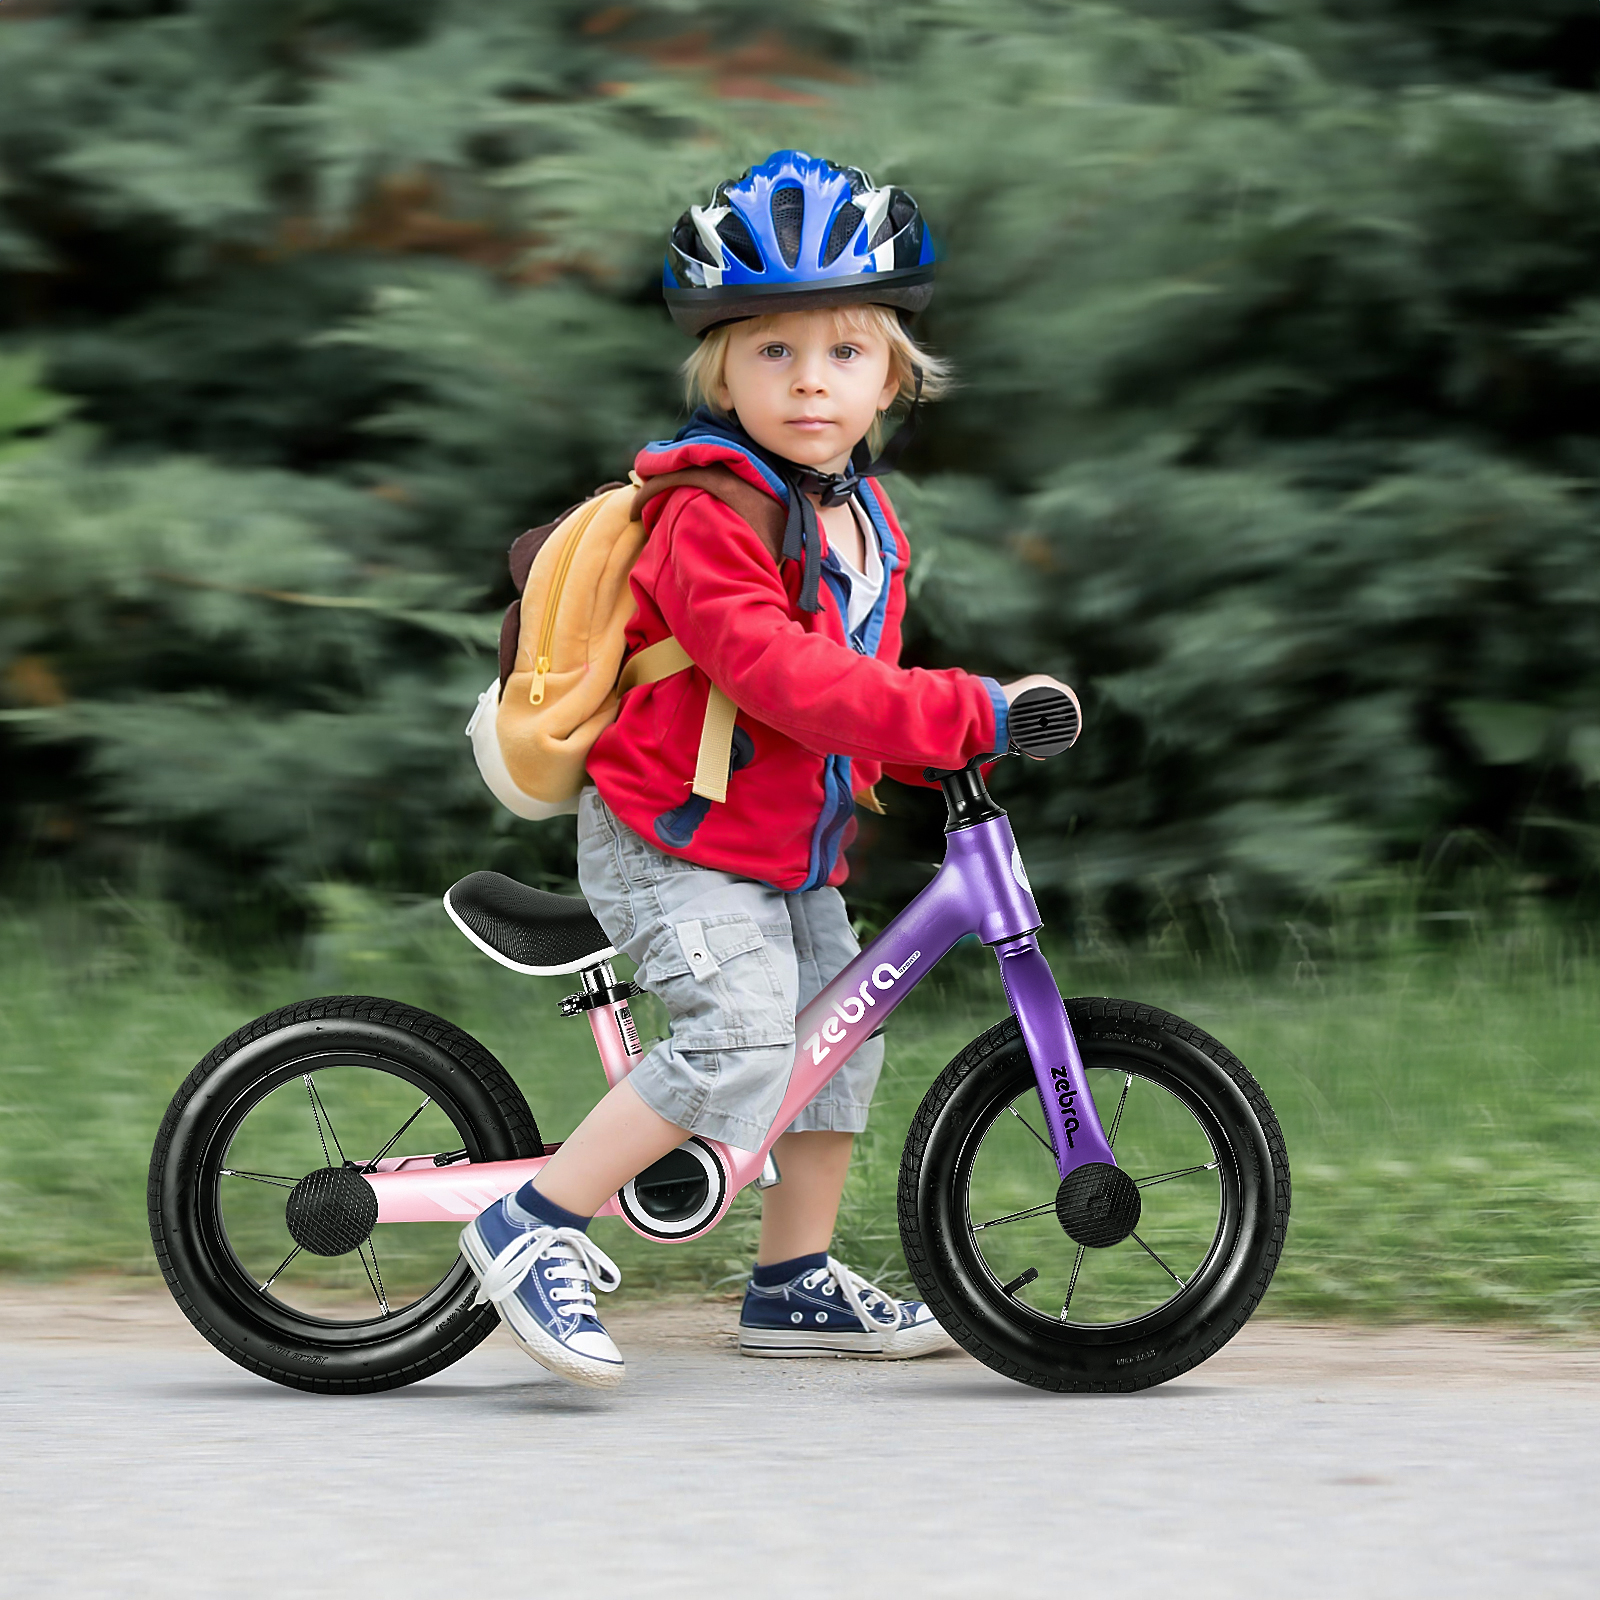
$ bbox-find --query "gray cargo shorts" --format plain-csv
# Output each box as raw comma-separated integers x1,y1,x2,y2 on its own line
575,786,885,1150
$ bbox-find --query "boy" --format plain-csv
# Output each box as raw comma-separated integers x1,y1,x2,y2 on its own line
462,151,1070,1388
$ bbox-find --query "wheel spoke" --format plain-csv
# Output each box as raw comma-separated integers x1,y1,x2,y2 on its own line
974,1200,1057,1231
364,1095,432,1172
1130,1231,1185,1286
262,1243,302,1291
303,1073,348,1167
220,1168,296,1189
357,1239,390,1316
1008,1102,1058,1161
1135,1160,1219,1190
304,1074,334,1166
1105,1073,1133,1149
1058,1243,1087,1319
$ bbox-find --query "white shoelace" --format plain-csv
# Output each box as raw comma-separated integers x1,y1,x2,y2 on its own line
801,1257,902,1332
472,1225,621,1322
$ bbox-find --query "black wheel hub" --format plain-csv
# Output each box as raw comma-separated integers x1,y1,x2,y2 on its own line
1055,1162,1141,1249
285,1164,379,1257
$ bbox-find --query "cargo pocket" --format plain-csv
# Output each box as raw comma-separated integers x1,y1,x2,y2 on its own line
640,912,793,1051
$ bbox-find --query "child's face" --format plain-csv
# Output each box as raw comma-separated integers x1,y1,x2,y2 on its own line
715,309,900,475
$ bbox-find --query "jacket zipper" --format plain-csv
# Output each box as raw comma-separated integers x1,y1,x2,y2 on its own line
527,494,609,705
801,556,876,885
814,756,856,886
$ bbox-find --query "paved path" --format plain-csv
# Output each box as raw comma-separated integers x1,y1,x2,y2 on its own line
4,1283,1599,1599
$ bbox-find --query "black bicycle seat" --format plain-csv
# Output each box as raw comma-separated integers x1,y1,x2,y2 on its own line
443,871,615,975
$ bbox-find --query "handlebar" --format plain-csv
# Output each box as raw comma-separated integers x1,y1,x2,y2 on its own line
1005,685,1081,761
922,686,1082,821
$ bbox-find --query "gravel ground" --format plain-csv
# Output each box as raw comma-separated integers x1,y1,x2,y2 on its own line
4,1282,1599,1599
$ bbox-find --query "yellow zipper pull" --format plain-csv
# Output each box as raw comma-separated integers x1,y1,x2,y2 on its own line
526,491,610,709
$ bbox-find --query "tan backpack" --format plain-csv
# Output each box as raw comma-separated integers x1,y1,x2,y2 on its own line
467,466,785,820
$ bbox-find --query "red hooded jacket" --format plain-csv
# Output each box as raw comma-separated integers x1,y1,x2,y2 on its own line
585,428,1010,891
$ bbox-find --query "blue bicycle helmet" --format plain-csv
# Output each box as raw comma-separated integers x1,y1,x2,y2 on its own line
663,150,935,336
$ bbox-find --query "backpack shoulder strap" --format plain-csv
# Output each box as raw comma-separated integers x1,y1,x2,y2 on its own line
630,465,786,563
622,466,890,818
626,467,786,807
621,467,792,809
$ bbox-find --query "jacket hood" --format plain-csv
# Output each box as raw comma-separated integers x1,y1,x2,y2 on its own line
634,407,793,503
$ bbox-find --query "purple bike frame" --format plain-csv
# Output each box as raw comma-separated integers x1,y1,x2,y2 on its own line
766,811,1114,1176
365,810,1115,1234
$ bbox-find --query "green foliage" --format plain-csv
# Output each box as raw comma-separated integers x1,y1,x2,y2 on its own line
4,0,1600,933
0,353,73,458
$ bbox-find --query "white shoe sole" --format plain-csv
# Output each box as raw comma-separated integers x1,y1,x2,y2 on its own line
738,1319,954,1361
459,1223,625,1390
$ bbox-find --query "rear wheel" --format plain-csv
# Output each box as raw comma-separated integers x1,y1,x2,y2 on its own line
149,995,541,1393
898,998,1289,1392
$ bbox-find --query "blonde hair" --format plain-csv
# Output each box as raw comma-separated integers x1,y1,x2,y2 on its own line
682,304,951,447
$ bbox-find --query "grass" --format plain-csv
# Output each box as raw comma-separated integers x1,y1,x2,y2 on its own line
2,882,1599,1331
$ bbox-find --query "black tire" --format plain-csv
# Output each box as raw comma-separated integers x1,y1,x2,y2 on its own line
149,995,541,1394
898,998,1289,1393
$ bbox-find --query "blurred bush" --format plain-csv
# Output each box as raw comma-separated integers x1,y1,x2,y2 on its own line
4,1,1600,940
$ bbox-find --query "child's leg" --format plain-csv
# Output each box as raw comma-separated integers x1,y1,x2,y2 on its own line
458,789,805,1389
755,1128,854,1264
535,1076,688,1218
566,787,805,1155
738,887,950,1359
752,885,883,1262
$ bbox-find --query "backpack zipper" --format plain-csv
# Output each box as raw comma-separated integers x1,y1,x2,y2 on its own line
527,493,610,705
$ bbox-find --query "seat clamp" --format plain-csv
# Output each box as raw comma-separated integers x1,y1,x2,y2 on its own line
560,980,642,1017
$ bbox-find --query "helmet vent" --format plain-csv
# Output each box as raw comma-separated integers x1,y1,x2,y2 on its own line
771,185,805,268
715,211,763,273
671,215,716,268
869,189,919,253
822,201,863,266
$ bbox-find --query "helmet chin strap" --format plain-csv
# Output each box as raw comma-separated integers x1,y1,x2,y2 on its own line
778,365,923,614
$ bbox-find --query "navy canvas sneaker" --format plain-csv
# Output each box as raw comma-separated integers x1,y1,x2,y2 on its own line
460,1197,624,1388
739,1256,952,1360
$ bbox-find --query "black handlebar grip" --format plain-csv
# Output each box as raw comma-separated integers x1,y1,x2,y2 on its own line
1006,685,1082,760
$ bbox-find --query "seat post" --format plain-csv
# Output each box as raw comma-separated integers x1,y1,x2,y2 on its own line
564,960,645,1087
581,960,619,997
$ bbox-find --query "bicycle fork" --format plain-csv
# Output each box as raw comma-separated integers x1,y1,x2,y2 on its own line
936,806,1115,1178
993,934,1114,1173
955,809,1135,1247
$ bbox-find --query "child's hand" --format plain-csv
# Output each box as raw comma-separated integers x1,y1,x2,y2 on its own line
1002,674,1076,706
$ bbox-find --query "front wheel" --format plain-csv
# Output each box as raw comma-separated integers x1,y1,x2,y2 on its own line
898,998,1289,1392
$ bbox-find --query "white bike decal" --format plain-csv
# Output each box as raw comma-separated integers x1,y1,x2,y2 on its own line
804,951,921,1067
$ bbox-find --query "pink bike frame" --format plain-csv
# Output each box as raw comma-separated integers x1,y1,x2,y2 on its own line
363,809,1116,1239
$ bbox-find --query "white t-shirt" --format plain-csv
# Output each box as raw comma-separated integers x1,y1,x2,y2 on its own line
831,498,885,636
